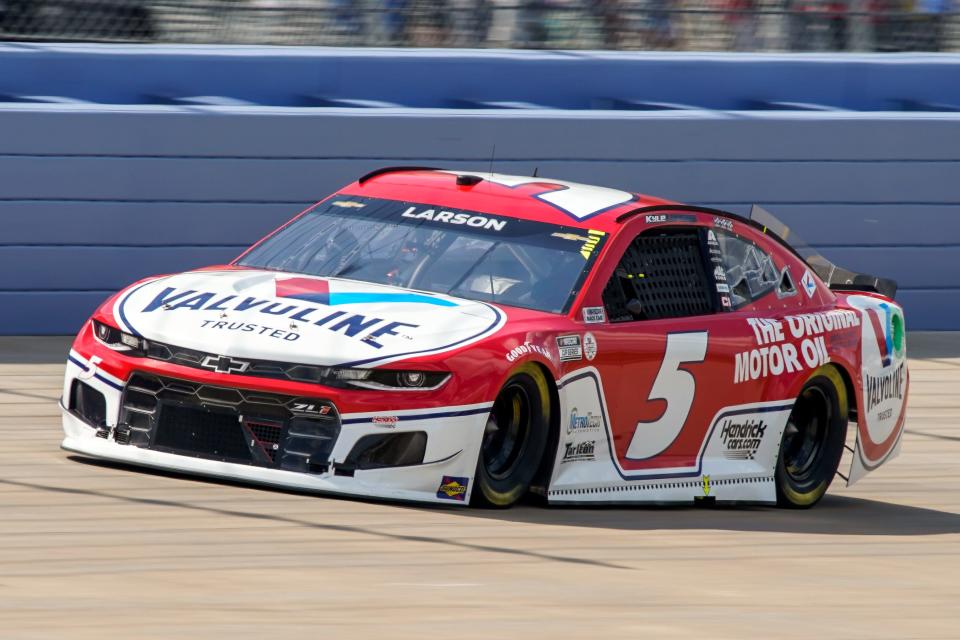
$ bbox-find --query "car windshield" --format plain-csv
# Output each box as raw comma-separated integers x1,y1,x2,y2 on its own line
236,196,608,313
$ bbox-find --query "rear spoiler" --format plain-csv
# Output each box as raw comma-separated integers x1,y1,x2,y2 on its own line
748,206,898,300
805,255,898,299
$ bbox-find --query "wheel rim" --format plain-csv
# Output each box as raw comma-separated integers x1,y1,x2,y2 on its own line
482,381,532,481
782,386,831,483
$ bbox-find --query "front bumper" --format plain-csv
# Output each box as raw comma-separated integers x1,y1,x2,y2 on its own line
61,350,488,504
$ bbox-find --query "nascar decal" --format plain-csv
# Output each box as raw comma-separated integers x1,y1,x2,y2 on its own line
847,295,907,468
113,269,505,368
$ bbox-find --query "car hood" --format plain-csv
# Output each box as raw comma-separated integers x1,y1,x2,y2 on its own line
111,269,506,367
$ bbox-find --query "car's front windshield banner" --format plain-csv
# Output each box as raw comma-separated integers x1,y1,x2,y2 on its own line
237,196,608,314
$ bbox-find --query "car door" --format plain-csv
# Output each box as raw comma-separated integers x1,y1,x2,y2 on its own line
584,220,763,481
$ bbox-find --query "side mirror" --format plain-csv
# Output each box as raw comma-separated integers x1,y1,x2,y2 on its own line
626,298,643,319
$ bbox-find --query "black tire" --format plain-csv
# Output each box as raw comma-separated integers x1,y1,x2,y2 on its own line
775,366,848,508
473,363,551,508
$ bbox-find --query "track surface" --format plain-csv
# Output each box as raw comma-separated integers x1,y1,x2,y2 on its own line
2,335,959,639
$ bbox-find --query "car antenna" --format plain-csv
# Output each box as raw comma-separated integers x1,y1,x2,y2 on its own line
488,144,496,178
532,167,538,177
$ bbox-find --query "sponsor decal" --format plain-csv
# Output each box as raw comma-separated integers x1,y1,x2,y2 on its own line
865,304,905,367
292,402,332,416
862,303,907,415
582,306,606,324
713,266,727,282
716,283,730,293
734,311,860,384
583,332,598,361
331,200,366,208
401,206,507,231
372,415,399,427
702,475,711,496
707,230,719,246
120,270,505,370
142,284,426,350
579,230,606,260
719,417,766,460
199,320,301,342
713,217,734,232
551,232,590,242
437,476,469,501
562,440,596,464
556,335,583,362
866,363,905,413
846,296,908,467
200,354,250,374
567,407,602,435
505,341,551,363
645,214,667,224
720,295,732,308
800,270,817,298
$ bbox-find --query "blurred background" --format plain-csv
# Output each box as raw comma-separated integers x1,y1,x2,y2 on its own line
1,2,958,336
0,0,957,51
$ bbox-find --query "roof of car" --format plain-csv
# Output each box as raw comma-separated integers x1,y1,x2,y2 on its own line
337,168,680,234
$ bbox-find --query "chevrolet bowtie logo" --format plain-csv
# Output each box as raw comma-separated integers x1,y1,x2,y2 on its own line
201,355,250,374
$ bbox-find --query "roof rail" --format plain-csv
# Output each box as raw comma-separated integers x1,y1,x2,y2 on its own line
615,203,804,263
357,166,439,184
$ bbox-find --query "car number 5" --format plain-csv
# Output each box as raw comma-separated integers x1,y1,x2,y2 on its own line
625,331,708,460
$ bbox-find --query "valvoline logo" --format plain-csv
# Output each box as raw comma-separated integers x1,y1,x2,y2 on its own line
864,303,905,368
275,277,457,308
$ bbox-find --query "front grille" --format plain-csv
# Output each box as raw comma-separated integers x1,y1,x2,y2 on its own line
249,422,284,463
145,341,333,385
154,404,252,463
117,372,341,472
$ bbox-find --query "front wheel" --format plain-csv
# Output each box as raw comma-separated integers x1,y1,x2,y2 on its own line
775,366,848,508
472,363,551,508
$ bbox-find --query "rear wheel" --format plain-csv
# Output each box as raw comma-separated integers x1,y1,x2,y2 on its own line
775,367,848,508
473,363,550,508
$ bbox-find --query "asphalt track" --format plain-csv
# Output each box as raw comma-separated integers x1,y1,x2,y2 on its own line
1,334,958,639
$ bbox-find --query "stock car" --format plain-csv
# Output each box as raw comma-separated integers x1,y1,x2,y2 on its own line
60,168,908,507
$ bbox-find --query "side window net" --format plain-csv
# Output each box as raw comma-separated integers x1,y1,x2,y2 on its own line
603,230,713,322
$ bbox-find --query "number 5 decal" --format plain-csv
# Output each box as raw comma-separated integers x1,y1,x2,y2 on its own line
626,331,708,460
471,174,635,221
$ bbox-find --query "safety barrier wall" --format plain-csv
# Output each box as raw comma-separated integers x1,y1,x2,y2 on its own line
2,46,959,333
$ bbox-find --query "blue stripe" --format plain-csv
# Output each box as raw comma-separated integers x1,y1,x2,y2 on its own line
94,373,124,391
67,354,125,391
117,277,170,337
341,406,491,425
329,292,458,307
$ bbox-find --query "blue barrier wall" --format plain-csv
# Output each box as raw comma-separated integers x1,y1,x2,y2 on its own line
2,45,959,333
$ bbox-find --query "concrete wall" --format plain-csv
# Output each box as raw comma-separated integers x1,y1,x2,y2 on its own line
2,45,958,333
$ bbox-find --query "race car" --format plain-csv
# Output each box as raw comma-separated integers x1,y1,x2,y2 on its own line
60,167,908,507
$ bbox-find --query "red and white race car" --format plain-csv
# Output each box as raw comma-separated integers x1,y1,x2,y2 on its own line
61,168,908,507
